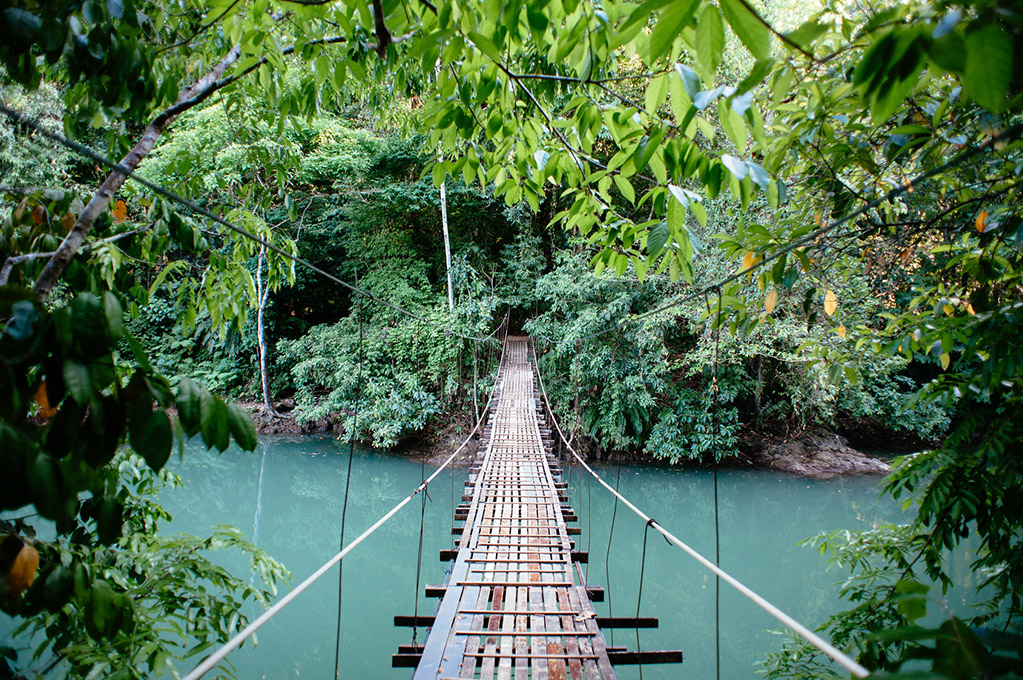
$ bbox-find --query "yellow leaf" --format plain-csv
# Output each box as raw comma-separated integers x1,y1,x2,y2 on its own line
35,381,56,419
112,200,128,224
764,289,778,315
7,543,39,595
61,213,75,232
836,324,846,338
943,304,954,316
741,251,760,272
976,210,988,233
966,303,976,315
824,289,838,316
940,352,950,370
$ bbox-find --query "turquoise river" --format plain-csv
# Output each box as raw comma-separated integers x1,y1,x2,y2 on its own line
155,435,978,679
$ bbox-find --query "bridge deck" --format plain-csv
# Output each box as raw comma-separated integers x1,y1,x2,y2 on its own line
410,337,617,679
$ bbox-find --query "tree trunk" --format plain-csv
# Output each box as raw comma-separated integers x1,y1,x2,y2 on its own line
256,244,278,417
32,44,242,301
440,178,454,311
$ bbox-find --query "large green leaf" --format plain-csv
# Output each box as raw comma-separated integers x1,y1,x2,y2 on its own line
176,378,202,437
200,391,230,453
646,0,700,65
62,359,91,403
963,23,1012,111
719,0,771,60
129,402,172,472
226,402,258,451
695,5,725,80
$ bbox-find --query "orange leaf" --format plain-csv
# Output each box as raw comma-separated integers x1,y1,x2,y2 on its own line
966,303,976,315
32,205,45,225
824,290,838,316
976,210,988,233
61,213,75,232
35,381,56,419
7,543,39,595
836,324,847,339
112,200,127,224
764,289,778,315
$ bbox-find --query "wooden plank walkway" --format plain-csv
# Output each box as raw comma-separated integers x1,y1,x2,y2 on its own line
407,336,617,680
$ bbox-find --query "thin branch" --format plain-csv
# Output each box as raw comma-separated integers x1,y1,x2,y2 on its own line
155,0,243,55
0,228,145,286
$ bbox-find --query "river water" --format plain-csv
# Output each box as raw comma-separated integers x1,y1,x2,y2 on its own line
159,435,976,679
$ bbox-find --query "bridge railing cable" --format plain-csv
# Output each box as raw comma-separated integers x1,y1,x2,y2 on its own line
182,336,510,680
529,337,871,679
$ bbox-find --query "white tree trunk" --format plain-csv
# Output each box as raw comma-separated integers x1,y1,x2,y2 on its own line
256,244,277,417
440,179,454,311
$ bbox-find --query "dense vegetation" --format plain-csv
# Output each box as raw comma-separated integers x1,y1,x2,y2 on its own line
1,0,1021,677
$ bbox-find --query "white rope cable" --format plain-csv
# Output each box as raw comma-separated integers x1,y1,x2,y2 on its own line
183,337,509,680
529,338,871,678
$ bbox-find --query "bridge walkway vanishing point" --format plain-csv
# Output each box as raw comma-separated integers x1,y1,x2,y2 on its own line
394,337,682,679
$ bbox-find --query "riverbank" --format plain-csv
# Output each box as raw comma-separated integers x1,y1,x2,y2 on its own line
247,402,893,478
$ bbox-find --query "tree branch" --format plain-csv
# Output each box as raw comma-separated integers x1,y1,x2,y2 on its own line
1,229,144,286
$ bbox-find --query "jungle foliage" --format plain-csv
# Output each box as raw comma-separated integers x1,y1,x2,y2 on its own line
1,0,1022,676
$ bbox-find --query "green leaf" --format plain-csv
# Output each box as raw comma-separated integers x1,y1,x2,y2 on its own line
102,292,123,338
200,391,230,453
176,378,202,437
647,0,700,64
736,58,775,95
719,0,771,60
62,359,92,403
718,99,747,150
785,18,829,50
695,5,725,79
129,402,172,472
963,24,1013,111
614,174,636,204
226,402,257,451
647,222,670,259
468,32,502,62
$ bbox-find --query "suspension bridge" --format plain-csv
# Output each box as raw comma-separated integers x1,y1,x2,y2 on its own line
182,332,869,680
393,336,679,678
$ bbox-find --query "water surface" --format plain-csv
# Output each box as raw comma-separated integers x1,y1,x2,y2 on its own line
159,437,973,679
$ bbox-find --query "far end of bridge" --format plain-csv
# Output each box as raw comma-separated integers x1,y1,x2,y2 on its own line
393,336,683,678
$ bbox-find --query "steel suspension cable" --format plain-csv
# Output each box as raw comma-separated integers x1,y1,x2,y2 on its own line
333,272,365,679
183,336,510,680
711,285,723,680
0,102,498,344
529,337,871,679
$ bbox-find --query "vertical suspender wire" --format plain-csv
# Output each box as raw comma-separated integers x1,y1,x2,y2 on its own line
711,285,723,680
603,460,622,647
635,519,655,680
585,470,592,582
412,455,428,647
334,270,364,680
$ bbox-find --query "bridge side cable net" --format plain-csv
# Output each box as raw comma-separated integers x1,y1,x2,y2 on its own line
529,337,871,679
182,332,510,680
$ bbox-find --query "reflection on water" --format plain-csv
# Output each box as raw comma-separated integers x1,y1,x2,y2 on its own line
160,438,970,679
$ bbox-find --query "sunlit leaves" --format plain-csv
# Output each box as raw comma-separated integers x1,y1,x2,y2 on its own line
695,5,725,80
718,0,771,60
